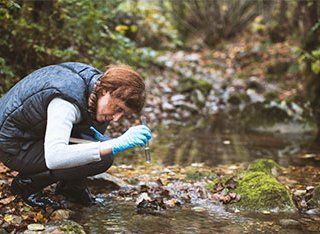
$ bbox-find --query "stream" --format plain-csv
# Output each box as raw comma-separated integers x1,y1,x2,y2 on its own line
75,118,320,233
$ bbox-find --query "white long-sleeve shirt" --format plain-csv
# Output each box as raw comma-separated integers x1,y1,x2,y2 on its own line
44,98,102,169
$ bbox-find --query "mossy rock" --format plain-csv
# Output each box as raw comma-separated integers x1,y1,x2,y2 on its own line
248,159,282,176
24,220,86,234
239,102,290,128
178,77,212,95
309,185,320,208
229,171,295,211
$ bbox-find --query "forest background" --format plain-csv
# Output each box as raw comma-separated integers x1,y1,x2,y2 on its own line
0,0,320,132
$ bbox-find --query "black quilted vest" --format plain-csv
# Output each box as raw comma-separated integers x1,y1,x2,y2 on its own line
0,62,103,155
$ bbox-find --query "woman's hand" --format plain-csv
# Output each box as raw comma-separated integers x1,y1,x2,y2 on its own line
109,125,151,155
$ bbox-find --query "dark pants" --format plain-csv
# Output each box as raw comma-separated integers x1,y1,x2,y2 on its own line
0,139,115,181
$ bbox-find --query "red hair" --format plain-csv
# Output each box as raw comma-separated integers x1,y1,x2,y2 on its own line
88,64,146,114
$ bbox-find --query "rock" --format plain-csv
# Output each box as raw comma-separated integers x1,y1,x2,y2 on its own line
306,208,320,215
192,206,206,212
27,224,45,231
246,89,265,103
23,220,86,234
293,190,307,196
309,185,320,208
191,89,206,107
50,209,71,220
45,220,85,234
173,101,199,113
88,172,129,188
162,102,175,111
229,171,295,211
279,219,301,228
208,170,295,212
170,94,186,102
177,77,212,95
248,159,282,176
162,87,172,93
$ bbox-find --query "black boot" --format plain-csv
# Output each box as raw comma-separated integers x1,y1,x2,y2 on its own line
11,171,60,209
55,179,94,205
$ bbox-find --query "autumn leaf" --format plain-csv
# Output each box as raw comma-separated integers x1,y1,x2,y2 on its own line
0,195,15,205
33,211,48,223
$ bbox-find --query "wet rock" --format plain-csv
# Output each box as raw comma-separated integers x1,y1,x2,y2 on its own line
162,87,173,93
88,172,130,189
210,170,295,212
231,171,294,211
279,219,301,228
293,189,307,197
50,209,71,220
173,101,199,113
248,159,282,177
192,206,206,212
170,94,186,102
191,89,206,107
41,220,85,234
246,89,265,103
309,186,320,208
162,102,175,111
306,208,320,215
27,224,45,231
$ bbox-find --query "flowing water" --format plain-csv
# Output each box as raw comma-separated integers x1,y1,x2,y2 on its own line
75,118,320,233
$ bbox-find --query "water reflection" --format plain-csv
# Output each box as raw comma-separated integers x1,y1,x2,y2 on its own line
119,117,317,167
75,200,309,234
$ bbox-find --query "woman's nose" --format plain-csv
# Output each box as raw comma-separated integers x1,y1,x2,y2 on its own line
112,112,124,122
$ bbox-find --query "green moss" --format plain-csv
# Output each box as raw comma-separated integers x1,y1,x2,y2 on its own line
248,159,282,176
229,171,295,211
59,222,86,234
310,185,320,208
178,77,212,95
185,169,217,180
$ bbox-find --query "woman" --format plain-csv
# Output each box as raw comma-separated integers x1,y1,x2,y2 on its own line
0,62,151,208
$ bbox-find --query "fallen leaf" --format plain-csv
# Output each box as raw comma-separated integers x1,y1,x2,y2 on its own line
0,195,15,205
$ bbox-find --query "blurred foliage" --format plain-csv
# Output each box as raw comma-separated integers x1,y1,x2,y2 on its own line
168,0,262,47
0,0,179,94
0,0,319,124
115,1,181,49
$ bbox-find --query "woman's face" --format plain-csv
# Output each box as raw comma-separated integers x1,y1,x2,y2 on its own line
95,91,132,123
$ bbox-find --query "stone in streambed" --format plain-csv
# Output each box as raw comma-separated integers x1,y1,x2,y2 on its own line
228,171,295,212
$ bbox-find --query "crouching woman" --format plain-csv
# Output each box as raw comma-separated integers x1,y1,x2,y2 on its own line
0,62,151,208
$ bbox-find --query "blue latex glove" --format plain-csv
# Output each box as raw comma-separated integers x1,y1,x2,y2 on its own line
110,125,151,155
90,126,111,141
